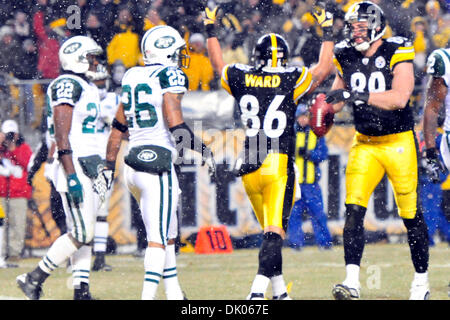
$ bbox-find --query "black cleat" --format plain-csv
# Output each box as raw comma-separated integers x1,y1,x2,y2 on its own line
92,254,112,272
16,273,43,300
332,284,360,300
74,283,97,300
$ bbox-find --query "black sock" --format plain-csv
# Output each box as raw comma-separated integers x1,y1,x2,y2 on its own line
29,266,50,284
257,232,283,278
343,204,366,266
403,211,429,273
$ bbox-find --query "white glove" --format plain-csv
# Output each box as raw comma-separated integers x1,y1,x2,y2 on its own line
2,159,22,178
93,169,114,203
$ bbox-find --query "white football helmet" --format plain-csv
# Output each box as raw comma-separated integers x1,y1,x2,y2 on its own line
59,35,103,76
141,25,189,67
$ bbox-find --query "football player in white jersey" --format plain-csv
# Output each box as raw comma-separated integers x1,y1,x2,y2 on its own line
92,69,119,272
97,25,216,300
423,48,450,180
17,36,105,300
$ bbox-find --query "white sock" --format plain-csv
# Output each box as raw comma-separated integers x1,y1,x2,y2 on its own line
413,271,428,284
142,247,166,300
271,275,287,297
93,221,108,253
163,244,184,300
250,274,270,295
343,264,360,287
38,233,78,274
71,245,92,288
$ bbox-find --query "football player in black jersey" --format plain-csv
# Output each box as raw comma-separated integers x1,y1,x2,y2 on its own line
325,1,430,300
203,5,335,299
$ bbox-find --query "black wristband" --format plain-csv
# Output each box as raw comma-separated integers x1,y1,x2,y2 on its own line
57,149,72,158
205,23,217,38
322,26,334,42
106,160,116,170
112,118,128,133
353,91,369,104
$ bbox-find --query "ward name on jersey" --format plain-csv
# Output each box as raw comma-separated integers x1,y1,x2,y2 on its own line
121,64,189,156
46,74,101,158
333,36,415,136
222,63,312,162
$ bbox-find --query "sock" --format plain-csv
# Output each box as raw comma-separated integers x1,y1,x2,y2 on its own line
271,275,287,297
142,246,166,300
71,245,92,288
37,233,78,275
257,232,283,277
250,274,270,296
343,264,360,287
163,244,184,300
94,218,108,254
413,271,429,284
403,212,429,273
343,204,366,266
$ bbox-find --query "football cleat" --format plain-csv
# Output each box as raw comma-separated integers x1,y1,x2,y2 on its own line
92,254,113,272
246,293,266,300
332,283,360,300
0,257,18,268
74,282,97,300
16,273,43,300
409,280,430,300
272,292,292,300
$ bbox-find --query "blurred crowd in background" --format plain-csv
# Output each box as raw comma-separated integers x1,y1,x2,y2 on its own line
0,0,449,127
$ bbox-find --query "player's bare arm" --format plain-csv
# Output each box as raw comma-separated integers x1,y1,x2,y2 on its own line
162,92,185,128
367,62,415,111
53,103,76,175
423,77,448,149
106,102,127,165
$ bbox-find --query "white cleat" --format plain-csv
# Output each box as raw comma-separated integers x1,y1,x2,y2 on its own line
409,280,430,300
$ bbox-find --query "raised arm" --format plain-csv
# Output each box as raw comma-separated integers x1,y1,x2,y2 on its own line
204,7,226,75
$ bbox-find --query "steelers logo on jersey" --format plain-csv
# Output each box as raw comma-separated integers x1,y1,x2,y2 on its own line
375,56,386,69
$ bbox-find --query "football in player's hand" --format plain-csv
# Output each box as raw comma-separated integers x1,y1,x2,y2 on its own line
309,93,335,137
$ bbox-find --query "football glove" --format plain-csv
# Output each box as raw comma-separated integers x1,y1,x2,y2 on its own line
423,148,446,183
204,7,219,37
93,168,114,203
326,89,369,106
67,173,83,206
202,150,217,180
312,2,334,40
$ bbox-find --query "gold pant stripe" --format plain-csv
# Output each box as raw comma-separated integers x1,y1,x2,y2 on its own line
242,153,295,231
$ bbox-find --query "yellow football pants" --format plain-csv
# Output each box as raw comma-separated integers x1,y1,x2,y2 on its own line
242,153,296,231
345,130,418,219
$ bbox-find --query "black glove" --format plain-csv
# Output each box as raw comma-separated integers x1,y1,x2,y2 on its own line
326,89,369,105
423,148,446,183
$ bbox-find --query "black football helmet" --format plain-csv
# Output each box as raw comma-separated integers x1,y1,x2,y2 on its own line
252,33,289,69
344,1,386,51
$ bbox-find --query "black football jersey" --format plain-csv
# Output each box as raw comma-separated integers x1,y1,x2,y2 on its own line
222,63,312,162
333,37,415,136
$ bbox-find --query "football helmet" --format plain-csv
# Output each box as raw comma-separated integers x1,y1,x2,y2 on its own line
59,36,103,76
344,1,386,52
141,25,189,68
252,33,289,70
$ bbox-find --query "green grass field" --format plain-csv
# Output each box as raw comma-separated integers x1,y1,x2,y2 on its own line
0,243,448,300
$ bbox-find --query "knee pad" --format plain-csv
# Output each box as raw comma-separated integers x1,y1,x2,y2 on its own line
258,232,283,278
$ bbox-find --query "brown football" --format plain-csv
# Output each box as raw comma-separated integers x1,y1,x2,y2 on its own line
309,93,335,137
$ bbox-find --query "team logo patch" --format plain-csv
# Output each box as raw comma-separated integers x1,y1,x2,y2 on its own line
154,36,176,49
375,56,386,69
137,149,158,162
63,42,82,54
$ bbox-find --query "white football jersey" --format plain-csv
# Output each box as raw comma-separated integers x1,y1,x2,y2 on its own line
120,64,189,156
426,48,450,131
97,92,120,159
46,73,101,158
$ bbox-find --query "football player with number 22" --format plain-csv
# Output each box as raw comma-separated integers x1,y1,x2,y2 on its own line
324,2,430,300
203,4,335,299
